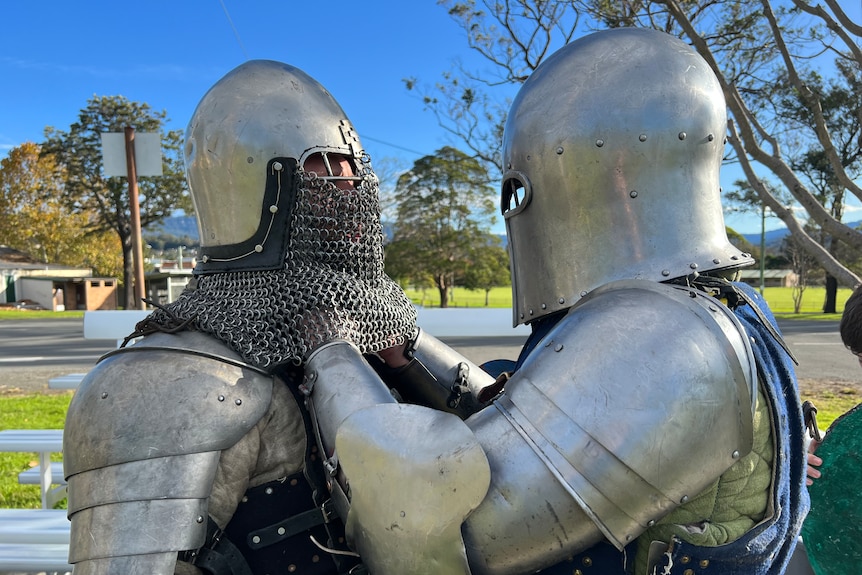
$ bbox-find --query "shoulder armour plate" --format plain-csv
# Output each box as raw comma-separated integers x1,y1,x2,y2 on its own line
463,279,757,573
64,330,274,476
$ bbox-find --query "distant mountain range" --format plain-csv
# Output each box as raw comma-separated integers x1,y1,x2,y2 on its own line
144,215,199,240
147,215,859,254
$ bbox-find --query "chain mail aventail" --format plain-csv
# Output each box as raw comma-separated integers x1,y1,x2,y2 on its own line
145,157,417,371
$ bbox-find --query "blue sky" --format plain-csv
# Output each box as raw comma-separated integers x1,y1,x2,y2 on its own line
2,0,842,236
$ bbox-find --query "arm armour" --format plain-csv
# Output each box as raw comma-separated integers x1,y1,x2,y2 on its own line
303,341,491,575
460,280,758,574
63,330,274,574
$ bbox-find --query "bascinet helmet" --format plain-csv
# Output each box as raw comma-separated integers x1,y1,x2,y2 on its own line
148,60,417,369
186,59,366,274
501,28,754,326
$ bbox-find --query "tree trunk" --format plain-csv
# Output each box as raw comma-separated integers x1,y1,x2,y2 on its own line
484,288,490,306
824,274,837,314
436,273,449,308
122,241,134,310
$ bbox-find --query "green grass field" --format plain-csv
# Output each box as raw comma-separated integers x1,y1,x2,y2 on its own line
0,393,72,509
404,285,853,317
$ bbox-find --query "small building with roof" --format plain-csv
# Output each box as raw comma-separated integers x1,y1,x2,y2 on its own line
0,245,118,311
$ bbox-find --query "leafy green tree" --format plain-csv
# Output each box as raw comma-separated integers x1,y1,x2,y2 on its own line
0,142,122,278
41,95,189,307
386,146,496,307
461,236,510,306
414,0,862,293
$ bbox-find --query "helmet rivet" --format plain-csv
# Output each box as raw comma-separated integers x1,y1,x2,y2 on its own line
661,269,671,276
235,399,242,406
556,146,564,155
708,134,715,141
713,258,721,264
507,162,512,169
254,244,263,252
202,255,209,263
630,190,638,198
678,132,687,140
520,313,525,319
648,519,656,527
273,161,283,171
561,297,568,304
554,344,564,352
681,495,689,504
218,395,225,402
639,134,647,142
529,309,534,315
541,303,547,309
578,292,586,298
741,252,750,257
269,205,278,213
247,156,254,164
731,255,739,260
196,516,205,524
595,139,604,147
732,450,740,459
689,263,698,269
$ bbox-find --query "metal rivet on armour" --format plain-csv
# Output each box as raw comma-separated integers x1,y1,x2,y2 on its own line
273,161,283,171
218,395,225,402
639,134,647,142
556,146,564,155
235,399,242,406
630,190,638,198
708,134,715,141
678,132,687,140
101,392,108,399
661,270,671,276
247,156,254,163
254,244,263,252
690,263,698,269
596,139,604,147
269,205,278,213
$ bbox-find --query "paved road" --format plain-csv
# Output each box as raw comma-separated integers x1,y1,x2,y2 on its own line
0,317,858,392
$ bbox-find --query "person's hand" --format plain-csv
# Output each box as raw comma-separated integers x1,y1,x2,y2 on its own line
806,440,822,486
377,341,410,368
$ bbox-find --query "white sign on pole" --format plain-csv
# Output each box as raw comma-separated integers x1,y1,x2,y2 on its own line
101,132,163,177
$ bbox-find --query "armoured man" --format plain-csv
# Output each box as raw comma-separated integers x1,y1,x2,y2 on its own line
62,60,496,574
463,27,810,574
283,28,808,575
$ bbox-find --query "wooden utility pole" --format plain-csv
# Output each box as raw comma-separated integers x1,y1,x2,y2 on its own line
124,127,147,310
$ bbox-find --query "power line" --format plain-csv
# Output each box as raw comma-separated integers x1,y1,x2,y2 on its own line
359,134,428,157
219,0,249,60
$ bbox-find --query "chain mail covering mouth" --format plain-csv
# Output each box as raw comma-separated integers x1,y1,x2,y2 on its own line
145,157,417,371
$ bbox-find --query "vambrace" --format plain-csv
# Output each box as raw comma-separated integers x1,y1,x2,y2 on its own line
461,280,758,575
303,340,491,575
378,328,500,418
63,331,273,574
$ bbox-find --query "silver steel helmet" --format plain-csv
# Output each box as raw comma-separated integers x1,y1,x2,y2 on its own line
185,59,366,273
501,28,754,326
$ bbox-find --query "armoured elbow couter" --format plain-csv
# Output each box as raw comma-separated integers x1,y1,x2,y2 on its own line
303,340,491,575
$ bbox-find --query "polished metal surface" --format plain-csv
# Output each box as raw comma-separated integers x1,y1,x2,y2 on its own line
462,280,757,574
501,28,754,326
